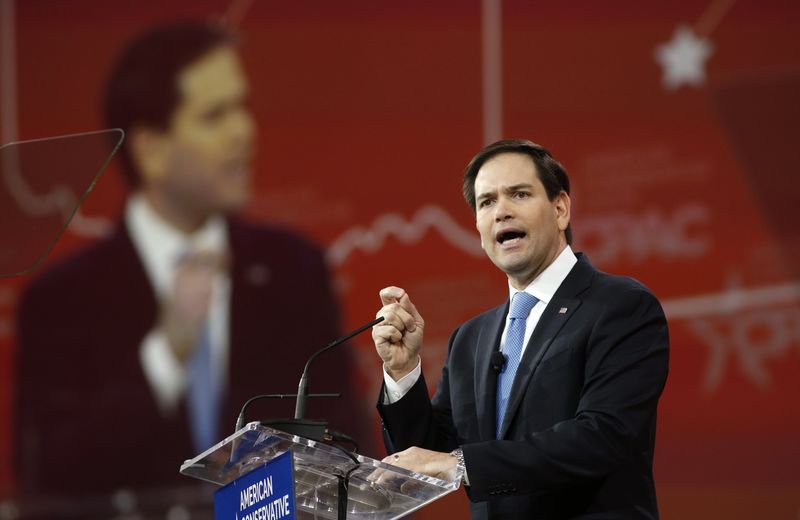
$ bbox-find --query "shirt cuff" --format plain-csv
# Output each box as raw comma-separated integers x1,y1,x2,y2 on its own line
382,357,422,404
139,329,188,415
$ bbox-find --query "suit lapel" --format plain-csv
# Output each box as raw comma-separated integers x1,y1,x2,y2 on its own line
475,303,508,441
117,221,159,323
497,255,594,439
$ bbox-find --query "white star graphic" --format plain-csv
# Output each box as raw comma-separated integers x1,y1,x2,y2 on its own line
654,24,714,91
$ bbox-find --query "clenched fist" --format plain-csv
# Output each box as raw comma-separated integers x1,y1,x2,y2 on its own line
372,286,425,380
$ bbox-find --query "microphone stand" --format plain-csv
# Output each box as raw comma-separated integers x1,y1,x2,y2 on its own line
233,316,385,520
294,317,383,420
234,316,385,441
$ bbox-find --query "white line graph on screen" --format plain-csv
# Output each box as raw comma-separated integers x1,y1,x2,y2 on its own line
325,205,485,266
327,204,710,267
328,203,800,393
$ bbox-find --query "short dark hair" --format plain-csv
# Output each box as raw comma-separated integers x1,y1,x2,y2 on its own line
103,20,237,186
463,139,572,244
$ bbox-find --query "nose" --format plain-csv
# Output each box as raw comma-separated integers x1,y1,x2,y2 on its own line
493,196,514,222
230,106,256,146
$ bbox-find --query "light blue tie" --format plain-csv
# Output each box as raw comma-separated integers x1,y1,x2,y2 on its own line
187,324,221,452
496,292,538,438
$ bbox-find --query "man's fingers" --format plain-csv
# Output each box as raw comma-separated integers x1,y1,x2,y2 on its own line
382,448,411,468
379,286,406,306
372,324,402,346
399,293,424,326
380,287,421,325
380,288,423,329
377,304,417,333
379,448,455,481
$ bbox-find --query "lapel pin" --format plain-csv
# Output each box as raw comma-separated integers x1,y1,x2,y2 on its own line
559,307,568,314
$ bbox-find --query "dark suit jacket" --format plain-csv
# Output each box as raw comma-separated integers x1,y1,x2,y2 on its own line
15,217,367,498
378,254,669,519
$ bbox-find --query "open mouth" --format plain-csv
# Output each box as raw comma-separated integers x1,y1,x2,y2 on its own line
496,230,526,244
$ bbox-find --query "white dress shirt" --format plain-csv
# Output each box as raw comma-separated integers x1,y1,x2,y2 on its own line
125,194,231,416
383,245,578,403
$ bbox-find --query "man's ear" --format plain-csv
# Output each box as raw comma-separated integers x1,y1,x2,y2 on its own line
128,126,170,183
554,191,571,232
476,218,487,251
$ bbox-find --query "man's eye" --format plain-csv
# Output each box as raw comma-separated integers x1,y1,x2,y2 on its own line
478,199,493,208
513,191,529,199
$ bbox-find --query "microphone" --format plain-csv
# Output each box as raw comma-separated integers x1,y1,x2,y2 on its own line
232,320,380,518
294,316,384,419
491,351,506,373
234,316,385,439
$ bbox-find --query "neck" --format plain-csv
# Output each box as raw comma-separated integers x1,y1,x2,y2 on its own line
141,189,210,234
508,241,567,291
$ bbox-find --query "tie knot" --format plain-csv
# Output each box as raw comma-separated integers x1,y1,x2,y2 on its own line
509,292,538,319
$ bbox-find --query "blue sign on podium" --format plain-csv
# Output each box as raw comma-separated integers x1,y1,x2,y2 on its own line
214,450,296,520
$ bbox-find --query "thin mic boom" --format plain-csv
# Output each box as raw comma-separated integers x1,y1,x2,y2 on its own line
294,316,385,419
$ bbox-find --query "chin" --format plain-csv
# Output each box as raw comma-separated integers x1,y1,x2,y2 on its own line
499,256,537,276
490,258,524,277
492,251,527,269
205,199,244,217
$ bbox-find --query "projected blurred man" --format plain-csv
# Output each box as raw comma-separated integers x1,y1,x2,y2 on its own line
372,140,669,519
15,21,362,502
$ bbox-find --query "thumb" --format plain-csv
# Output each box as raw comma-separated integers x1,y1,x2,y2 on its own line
379,286,406,306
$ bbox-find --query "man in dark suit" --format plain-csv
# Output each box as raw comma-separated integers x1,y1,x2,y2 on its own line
372,140,669,519
14,21,364,507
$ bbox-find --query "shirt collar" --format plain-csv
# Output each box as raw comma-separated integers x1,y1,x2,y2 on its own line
125,193,228,296
507,245,578,305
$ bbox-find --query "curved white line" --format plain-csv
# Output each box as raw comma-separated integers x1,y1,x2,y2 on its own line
661,282,800,319
327,205,482,266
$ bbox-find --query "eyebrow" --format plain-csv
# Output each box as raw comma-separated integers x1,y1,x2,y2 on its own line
476,183,535,201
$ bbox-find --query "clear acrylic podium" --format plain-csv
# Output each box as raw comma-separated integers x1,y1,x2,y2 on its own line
180,422,462,519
